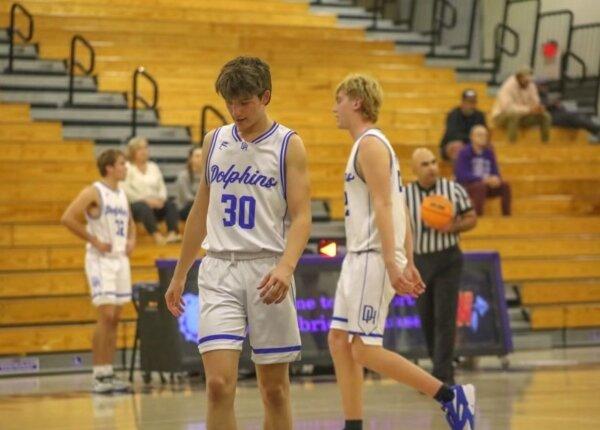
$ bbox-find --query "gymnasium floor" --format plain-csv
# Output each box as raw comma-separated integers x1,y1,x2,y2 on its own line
0,347,599,430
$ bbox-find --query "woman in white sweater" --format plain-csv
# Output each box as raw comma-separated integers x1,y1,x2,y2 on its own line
122,137,180,244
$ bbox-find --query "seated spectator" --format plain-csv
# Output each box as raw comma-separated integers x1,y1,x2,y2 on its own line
175,146,202,220
455,125,511,216
538,82,600,139
122,137,181,244
492,67,551,143
440,89,487,161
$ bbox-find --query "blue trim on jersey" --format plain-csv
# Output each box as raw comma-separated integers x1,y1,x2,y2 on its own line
279,131,295,200
205,128,221,184
253,122,279,144
232,122,279,144
97,181,120,194
232,125,242,142
252,345,301,354
361,131,394,171
279,130,295,239
332,316,349,323
197,334,245,345
349,331,384,338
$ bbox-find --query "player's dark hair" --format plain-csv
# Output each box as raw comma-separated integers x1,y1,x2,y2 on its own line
215,56,272,102
97,149,125,177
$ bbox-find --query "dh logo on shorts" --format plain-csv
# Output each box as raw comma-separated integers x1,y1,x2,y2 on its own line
361,305,377,324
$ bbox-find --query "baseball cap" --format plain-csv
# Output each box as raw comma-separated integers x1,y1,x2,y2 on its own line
462,89,477,100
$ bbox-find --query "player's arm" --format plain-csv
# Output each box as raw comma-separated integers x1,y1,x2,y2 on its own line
447,209,477,233
165,131,214,317
258,134,312,305
61,186,110,253
357,137,422,297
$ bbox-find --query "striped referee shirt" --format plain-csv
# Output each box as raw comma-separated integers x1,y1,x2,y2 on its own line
406,177,473,255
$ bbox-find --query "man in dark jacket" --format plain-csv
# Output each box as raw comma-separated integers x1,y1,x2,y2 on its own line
440,89,487,162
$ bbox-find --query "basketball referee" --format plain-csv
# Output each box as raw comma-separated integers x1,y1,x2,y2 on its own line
406,148,477,385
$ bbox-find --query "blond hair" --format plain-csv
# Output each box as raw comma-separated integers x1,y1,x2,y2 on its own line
127,136,148,161
336,74,383,122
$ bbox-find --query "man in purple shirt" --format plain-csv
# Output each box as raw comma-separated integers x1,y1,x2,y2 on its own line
454,125,511,216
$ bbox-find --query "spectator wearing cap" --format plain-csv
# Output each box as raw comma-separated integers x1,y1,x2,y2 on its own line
492,67,551,143
455,125,511,216
440,89,487,162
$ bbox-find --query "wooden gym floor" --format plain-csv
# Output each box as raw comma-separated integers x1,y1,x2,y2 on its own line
0,347,599,430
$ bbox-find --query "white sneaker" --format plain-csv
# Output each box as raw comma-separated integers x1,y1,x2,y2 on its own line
109,375,132,393
93,375,113,394
442,384,476,429
166,232,182,243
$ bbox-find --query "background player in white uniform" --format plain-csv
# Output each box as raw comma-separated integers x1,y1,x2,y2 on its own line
328,75,476,430
61,149,136,394
165,57,311,430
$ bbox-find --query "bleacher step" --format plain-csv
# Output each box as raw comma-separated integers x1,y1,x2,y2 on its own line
31,107,159,126
63,124,191,143
0,90,127,108
0,43,37,59
0,59,66,75
0,74,96,92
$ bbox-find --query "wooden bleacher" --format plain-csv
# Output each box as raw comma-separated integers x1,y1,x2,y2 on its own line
0,0,599,356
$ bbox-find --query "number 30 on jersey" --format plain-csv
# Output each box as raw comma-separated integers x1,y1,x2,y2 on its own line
221,194,256,229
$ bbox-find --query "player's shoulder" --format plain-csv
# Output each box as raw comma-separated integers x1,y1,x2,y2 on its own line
202,124,234,146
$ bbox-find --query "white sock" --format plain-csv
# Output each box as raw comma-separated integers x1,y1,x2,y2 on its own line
93,364,113,378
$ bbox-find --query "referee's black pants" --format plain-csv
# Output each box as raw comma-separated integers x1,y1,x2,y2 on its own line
415,245,463,385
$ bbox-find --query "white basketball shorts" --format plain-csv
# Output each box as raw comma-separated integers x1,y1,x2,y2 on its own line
330,252,400,346
85,251,132,306
197,254,302,365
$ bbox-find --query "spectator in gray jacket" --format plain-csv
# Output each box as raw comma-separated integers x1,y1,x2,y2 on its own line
175,146,203,220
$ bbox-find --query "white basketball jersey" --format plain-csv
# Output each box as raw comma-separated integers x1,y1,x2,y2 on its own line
203,122,294,253
86,181,130,257
344,128,407,265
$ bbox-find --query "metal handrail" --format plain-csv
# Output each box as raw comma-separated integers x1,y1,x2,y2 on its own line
429,0,459,56
438,0,457,30
494,23,520,57
131,67,159,139
394,0,416,31
200,105,228,142
5,3,34,73
491,23,520,84
561,52,587,85
67,35,95,105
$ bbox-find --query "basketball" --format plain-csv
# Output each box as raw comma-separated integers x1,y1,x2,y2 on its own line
421,194,453,229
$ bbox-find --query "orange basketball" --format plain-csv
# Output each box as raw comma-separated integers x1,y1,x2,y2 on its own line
421,194,453,229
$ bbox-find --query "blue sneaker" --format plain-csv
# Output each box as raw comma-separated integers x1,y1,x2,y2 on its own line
442,384,476,429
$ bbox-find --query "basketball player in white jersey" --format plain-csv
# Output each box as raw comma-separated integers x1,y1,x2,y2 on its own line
328,75,476,430
61,149,135,394
164,57,311,430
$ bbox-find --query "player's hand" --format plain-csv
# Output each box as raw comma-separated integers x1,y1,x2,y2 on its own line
404,264,426,296
387,261,420,297
165,277,186,317
125,238,136,256
258,263,293,305
91,237,112,254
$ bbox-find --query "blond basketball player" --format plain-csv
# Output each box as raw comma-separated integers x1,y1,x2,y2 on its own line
328,75,476,430
164,57,311,430
61,149,135,394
